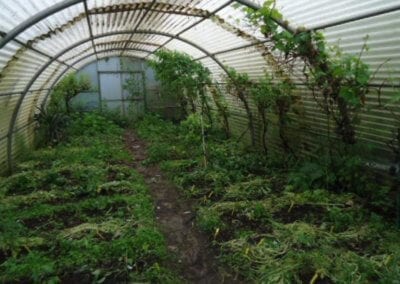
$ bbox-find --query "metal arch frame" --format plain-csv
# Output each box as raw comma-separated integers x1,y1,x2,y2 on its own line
0,0,84,49
83,0,98,61
145,0,234,59
6,29,230,172
41,45,151,107
40,48,154,109
61,40,162,63
120,0,157,57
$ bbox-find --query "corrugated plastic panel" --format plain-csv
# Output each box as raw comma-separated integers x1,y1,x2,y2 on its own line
60,42,94,64
275,0,400,30
198,57,225,80
119,50,150,59
164,39,205,58
15,91,39,130
15,3,85,44
30,62,64,91
74,54,98,70
90,8,143,36
32,17,90,56
324,10,400,86
87,0,152,10
181,19,252,54
140,12,201,35
0,41,22,71
129,34,171,46
0,0,65,33
0,93,19,140
35,66,70,108
11,121,36,163
0,49,48,94
216,2,265,41
124,42,158,53
216,46,273,79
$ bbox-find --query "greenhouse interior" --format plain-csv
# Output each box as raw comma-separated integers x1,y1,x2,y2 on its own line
0,0,400,282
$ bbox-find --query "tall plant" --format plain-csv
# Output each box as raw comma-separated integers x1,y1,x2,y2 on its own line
35,73,91,145
250,74,294,154
225,68,256,146
148,50,212,122
209,84,230,138
49,73,91,114
243,0,371,146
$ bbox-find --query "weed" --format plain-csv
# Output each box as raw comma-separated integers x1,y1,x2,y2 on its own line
0,112,180,283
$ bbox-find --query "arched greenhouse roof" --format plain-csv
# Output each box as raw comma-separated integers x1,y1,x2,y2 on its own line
0,0,400,172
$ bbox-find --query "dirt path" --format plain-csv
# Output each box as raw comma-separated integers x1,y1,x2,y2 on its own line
124,130,231,283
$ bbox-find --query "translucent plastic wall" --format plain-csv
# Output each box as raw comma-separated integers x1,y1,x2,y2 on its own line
0,0,399,173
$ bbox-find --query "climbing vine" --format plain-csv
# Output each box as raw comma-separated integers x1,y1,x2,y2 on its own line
209,84,231,138
225,68,256,146
243,0,371,146
250,74,294,154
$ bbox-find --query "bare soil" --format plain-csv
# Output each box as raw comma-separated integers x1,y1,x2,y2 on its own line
124,130,236,284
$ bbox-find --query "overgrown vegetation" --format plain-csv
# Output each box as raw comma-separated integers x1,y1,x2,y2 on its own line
3,1,398,282
148,50,212,121
243,0,371,147
0,113,180,283
34,73,92,146
135,114,400,283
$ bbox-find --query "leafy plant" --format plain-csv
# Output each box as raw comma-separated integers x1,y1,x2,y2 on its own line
250,74,294,154
49,73,92,114
0,113,180,283
225,68,256,146
209,84,231,138
243,1,371,146
148,50,212,121
34,106,69,146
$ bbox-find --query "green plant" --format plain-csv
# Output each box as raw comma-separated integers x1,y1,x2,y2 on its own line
225,68,256,146
0,113,180,283
134,113,400,283
49,73,92,114
243,0,371,146
209,84,231,138
148,50,212,121
34,106,70,145
250,74,294,154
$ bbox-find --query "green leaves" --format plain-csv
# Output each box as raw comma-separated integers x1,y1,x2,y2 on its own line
148,50,212,118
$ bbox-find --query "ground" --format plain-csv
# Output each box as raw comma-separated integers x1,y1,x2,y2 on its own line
125,130,237,283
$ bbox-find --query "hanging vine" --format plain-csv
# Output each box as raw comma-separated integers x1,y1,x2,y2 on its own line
243,0,371,146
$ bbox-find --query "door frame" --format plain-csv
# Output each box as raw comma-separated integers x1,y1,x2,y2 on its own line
98,70,147,116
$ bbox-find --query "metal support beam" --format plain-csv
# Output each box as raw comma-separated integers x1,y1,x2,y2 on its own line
0,30,77,71
41,48,153,108
120,0,158,57
311,4,400,31
6,29,230,173
0,88,50,97
146,0,234,59
0,0,84,49
194,39,271,61
83,0,98,60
